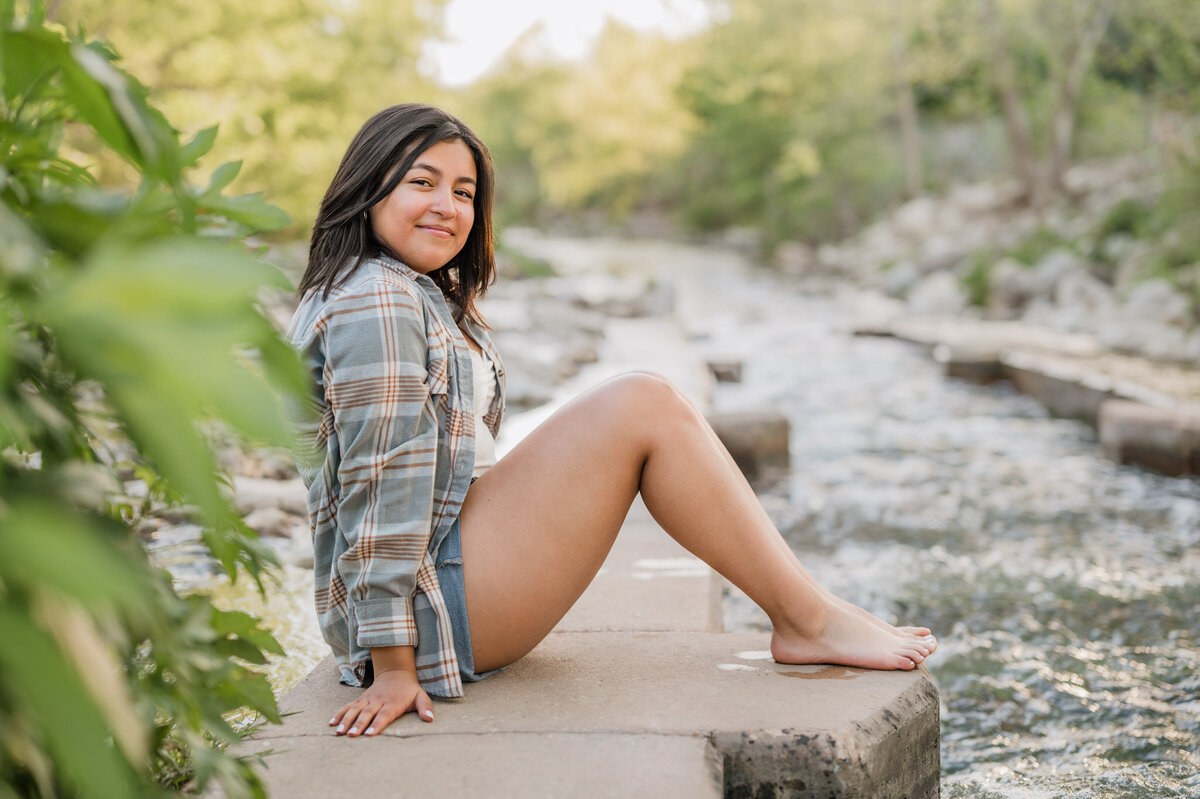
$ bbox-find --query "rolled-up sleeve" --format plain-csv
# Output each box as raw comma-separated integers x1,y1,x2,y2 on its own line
320,283,437,649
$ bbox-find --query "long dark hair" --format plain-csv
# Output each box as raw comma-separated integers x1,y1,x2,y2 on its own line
299,104,496,324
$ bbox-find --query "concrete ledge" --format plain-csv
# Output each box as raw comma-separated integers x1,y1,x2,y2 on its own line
554,500,723,634
1100,400,1200,477
1001,358,1116,425
244,634,938,798
241,732,722,798
862,316,1200,478
707,410,791,481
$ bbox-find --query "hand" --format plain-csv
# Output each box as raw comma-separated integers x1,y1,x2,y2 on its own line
330,667,434,737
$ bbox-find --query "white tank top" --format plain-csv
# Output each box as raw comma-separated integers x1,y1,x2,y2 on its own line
468,347,497,478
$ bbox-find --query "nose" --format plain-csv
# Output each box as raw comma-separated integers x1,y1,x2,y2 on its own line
430,186,457,217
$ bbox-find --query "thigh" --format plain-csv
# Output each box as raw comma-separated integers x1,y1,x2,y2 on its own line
456,374,664,671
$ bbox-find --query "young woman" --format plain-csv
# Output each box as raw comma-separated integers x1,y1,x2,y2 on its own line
289,104,936,739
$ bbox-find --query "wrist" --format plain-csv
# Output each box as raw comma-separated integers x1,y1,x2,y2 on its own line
369,645,417,678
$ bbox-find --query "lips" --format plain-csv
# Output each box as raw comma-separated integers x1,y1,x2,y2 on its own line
419,225,454,237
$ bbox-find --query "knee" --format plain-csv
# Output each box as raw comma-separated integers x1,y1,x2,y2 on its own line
606,371,693,419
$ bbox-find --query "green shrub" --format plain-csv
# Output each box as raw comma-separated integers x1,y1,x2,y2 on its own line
1,4,305,797
1008,225,1072,267
960,251,994,307
1095,197,1154,241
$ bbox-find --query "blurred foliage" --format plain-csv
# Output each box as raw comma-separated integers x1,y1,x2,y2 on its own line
1,3,307,797
459,0,1200,245
46,0,448,230
38,0,1200,248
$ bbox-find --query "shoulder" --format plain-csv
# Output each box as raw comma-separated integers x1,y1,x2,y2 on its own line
300,260,428,334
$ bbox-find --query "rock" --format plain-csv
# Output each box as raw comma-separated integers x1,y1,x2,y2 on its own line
267,528,315,569
706,410,790,480
907,272,968,316
1095,320,1191,362
1120,279,1192,327
774,241,816,277
243,506,301,538
1055,269,1114,315
916,235,968,274
1028,248,1086,298
706,360,743,383
1099,400,1200,476
233,476,308,517
987,257,1033,318
892,196,938,241
882,259,921,299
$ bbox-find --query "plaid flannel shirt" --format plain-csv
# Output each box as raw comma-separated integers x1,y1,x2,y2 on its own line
287,256,504,698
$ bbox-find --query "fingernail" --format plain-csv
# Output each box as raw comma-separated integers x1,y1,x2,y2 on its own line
366,726,376,735
336,724,345,733
422,709,434,720
349,727,358,735
329,717,337,725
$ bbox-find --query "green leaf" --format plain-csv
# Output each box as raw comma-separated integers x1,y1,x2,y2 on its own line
0,499,153,613
206,160,242,194
0,30,61,103
215,637,269,665
0,604,140,799
197,191,291,232
181,125,219,166
68,42,179,178
222,673,280,724
37,237,306,532
211,608,285,657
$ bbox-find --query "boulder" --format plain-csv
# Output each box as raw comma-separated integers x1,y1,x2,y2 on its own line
1120,279,1192,327
907,272,968,316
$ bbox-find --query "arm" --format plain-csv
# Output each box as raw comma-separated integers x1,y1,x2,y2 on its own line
320,283,439,735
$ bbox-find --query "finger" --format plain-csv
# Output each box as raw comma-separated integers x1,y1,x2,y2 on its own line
332,702,359,735
363,705,403,736
347,704,381,737
337,703,370,736
415,691,435,723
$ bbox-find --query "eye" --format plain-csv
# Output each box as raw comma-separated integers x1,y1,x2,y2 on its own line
410,177,433,187
455,188,474,200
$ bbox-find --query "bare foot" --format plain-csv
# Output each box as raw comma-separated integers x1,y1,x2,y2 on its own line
782,556,936,656
770,600,933,670
834,598,937,656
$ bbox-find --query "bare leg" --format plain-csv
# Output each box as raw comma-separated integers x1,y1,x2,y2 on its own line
458,373,935,673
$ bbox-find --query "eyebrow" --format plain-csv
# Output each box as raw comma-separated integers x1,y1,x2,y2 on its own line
410,162,476,185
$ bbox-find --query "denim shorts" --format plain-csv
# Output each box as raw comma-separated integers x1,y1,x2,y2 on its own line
426,517,503,685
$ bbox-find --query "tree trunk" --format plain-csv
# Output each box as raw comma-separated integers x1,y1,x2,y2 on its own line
1049,0,1115,194
893,0,924,199
981,0,1038,205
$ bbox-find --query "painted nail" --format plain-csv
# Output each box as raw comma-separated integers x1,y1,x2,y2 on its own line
329,717,337,725
336,724,345,733
349,727,358,735
366,726,375,735
422,709,434,720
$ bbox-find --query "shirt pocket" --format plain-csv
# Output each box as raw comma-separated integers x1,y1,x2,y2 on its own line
425,354,449,398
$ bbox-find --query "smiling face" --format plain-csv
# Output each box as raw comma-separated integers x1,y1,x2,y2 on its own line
369,138,477,275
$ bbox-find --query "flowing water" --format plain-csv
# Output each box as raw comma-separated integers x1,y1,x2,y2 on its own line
162,233,1200,795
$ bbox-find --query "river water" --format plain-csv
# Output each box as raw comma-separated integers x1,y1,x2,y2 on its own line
185,233,1199,795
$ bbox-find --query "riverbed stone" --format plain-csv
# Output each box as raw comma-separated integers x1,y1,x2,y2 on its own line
707,410,791,480
707,358,744,383
241,506,299,538
907,272,968,316
231,476,307,516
